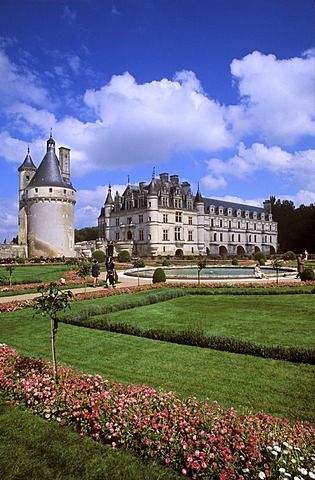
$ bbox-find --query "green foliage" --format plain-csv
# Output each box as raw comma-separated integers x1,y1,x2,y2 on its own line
300,267,315,281
270,197,315,253
133,258,145,268
152,267,166,283
162,259,171,266
254,251,267,264
231,258,239,265
76,263,91,293
117,250,131,263
92,250,105,263
16,257,25,264
5,265,14,287
283,251,296,261
197,258,207,270
33,283,73,382
74,226,98,243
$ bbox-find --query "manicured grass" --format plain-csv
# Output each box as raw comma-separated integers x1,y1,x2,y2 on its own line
0,399,180,480
0,264,77,286
105,294,315,348
1,306,314,422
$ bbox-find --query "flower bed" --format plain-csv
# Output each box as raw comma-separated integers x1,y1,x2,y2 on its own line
0,344,314,480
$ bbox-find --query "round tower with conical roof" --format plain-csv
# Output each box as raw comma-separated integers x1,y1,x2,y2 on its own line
194,184,206,255
19,133,76,258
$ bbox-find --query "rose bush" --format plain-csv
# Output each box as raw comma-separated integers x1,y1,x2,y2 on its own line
0,344,314,480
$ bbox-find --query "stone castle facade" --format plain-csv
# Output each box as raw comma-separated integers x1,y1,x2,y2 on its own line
17,133,76,258
98,172,278,258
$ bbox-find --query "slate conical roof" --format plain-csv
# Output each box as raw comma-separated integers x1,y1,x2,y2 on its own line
105,185,114,205
194,184,204,204
18,146,37,171
28,133,68,188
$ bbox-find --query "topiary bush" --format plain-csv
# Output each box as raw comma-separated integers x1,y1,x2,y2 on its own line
117,250,131,263
152,267,166,283
254,251,267,265
92,250,105,263
300,268,315,281
133,258,145,268
283,251,296,261
162,259,171,266
231,258,239,266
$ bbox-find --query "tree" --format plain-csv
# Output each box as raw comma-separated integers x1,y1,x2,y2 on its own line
77,263,91,294
75,227,98,243
272,259,283,284
197,258,207,286
5,265,14,287
33,283,73,383
270,197,315,253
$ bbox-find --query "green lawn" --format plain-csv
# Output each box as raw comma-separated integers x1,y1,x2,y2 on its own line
1,298,314,422
0,263,78,286
105,294,315,348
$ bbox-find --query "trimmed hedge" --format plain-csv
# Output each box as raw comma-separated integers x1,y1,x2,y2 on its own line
61,315,315,365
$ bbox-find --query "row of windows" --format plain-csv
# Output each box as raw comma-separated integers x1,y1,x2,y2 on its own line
113,227,274,244
31,187,74,196
113,214,275,232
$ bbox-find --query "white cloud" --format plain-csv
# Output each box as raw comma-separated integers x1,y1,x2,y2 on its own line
204,143,315,189
229,50,315,144
200,173,227,191
76,184,125,208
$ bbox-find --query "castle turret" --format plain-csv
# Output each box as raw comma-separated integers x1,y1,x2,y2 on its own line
18,147,37,245
194,185,205,255
98,185,114,239
25,132,76,258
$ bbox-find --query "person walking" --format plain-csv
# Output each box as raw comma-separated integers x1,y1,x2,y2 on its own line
105,257,116,288
92,259,101,287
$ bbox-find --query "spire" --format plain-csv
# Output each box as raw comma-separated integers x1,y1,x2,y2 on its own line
194,183,204,204
18,145,37,171
29,132,66,187
105,184,114,205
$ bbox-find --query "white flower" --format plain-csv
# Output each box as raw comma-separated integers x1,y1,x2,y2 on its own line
279,468,286,473
309,472,315,479
258,473,266,480
299,469,307,476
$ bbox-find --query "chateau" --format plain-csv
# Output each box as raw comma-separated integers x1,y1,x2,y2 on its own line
17,133,76,258
98,172,278,258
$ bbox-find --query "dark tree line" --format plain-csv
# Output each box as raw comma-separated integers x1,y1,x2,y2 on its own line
270,196,315,254
75,226,98,243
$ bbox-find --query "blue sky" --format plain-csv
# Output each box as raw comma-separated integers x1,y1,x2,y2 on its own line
0,0,314,242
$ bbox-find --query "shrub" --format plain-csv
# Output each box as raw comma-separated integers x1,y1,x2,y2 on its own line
117,250,131,263
283,251,296,261
300,267,315,281
231,258,239,265
92,250,105,263
133,259,145,268
152,267,166,283
254,251,266,265
162,259,171,266
16,257,26,264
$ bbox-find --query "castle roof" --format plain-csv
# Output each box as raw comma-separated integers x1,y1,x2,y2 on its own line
18,147,36,171
203,197,265,213
28,133,70,188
